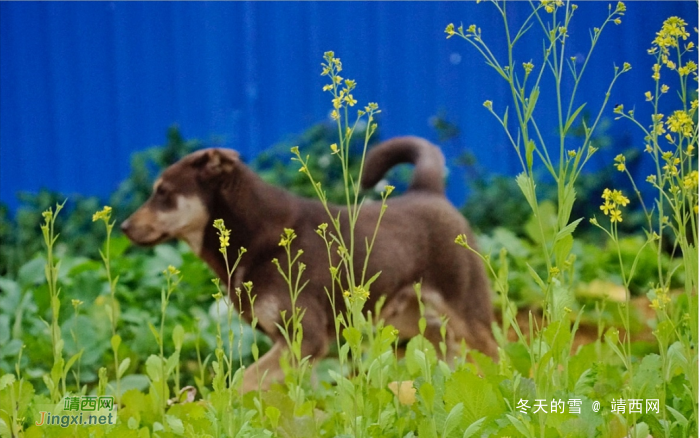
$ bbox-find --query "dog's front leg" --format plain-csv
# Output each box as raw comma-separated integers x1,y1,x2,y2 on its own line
240,301,330,393
240,341,285,393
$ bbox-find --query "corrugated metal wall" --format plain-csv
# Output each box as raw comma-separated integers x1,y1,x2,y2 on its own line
1,1,697,209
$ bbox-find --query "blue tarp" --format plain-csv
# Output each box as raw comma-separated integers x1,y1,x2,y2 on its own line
1,1,697,209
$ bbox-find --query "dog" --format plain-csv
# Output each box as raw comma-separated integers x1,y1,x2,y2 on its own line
121,136,497,391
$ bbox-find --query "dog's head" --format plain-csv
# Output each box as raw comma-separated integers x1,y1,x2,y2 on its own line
121,148,240,254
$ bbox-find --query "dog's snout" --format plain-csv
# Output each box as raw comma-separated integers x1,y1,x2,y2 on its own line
120,219,131,234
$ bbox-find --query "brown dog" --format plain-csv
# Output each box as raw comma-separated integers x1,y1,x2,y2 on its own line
121,136,497,391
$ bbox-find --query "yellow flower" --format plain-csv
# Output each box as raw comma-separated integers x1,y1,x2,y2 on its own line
683,171,698,189
662,160,679,176
661,84,669,94
610,209,623,223
644,91,653,101
213,219,231,250
666,110,694,137
445,23,456,38
600,201,614,215
343,93,357,107
611,190,629,207
92,206,113,223
483,100,493,110
600,188,629,223
614,154,626,172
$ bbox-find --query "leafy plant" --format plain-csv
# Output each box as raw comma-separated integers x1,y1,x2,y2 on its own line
0,4,696,438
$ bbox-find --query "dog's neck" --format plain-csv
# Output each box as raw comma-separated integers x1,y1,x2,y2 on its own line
198,164,299,287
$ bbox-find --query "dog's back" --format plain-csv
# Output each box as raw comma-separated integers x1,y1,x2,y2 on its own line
358,136,497,358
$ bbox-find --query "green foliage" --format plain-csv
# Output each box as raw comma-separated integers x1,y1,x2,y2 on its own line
0,5,697,438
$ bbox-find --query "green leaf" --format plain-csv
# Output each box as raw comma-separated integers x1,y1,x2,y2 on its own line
418,381,436,414
118,358,132,379
604,328,627,366
0,418,10,438
666,341,688,378
111,334,122,353
0,374,15,391
110,234,131,258
526,262,546,291
666,405,688,428
418,418,438,438
405,336,436,379
524,86,540,123
506,413,534,438
444,369,505,426
554,218,582,244
364,270,382,290
172,324,184,350
525,139,536,171
166,351,180,377
63,350,84,378
462,417,486,438
558,185,577,229
630,422,650,438
18,257,46,288
516,173,537,212
148,322,160,345
164,414,184,435
550,278,575,323
564,103,587,133
442,402,463,438
573,369,594,395
553,234,574,270
342,326,362,351
145,355,163,382
266,406,281,430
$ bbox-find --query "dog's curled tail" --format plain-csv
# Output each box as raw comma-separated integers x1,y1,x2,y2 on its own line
361,136,445,195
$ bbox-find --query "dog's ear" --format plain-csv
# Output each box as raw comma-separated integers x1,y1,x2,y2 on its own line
193,148,240,180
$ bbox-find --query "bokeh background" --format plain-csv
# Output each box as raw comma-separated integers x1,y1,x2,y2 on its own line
1,1,697,209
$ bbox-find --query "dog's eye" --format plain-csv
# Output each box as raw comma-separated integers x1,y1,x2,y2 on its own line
155,185,168,196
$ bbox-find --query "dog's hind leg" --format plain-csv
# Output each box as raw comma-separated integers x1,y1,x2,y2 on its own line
380,286,449,358
381,285,498,363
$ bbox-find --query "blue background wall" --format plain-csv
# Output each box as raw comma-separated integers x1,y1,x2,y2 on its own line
1,1,697,210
